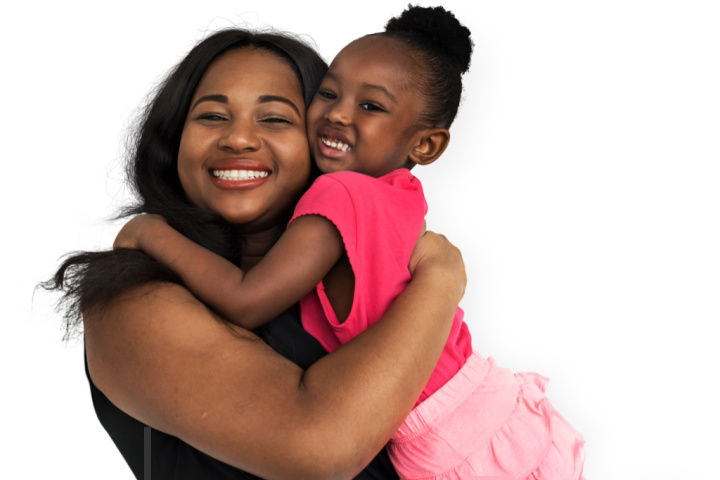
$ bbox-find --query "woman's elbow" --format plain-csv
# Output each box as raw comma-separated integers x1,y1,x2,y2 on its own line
280,421,380,479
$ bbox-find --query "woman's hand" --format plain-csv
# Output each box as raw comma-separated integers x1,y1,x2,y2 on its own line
113,214,167,250
409,229,467,304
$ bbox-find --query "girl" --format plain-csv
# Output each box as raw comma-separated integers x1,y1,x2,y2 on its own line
117,6,584,479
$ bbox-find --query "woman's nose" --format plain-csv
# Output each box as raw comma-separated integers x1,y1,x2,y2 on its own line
218,119,261,152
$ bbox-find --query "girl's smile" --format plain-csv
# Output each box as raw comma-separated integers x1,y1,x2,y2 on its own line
307,35,428,177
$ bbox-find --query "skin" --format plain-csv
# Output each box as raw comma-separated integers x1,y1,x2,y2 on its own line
100,47,467,479
307,35,451,176
115,35,456,329
178,47,311,250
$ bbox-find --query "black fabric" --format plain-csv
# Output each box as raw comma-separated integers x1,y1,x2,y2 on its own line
86,309,398,479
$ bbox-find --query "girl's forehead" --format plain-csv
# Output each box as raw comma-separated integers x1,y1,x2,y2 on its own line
328,36,422,85
334,35,408,64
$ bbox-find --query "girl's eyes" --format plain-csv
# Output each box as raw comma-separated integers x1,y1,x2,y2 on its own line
360,102,385,112
317,89,337,100
318,90,386,113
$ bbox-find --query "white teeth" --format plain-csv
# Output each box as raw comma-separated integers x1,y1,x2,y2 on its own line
321,136,350,152
212,169,269,180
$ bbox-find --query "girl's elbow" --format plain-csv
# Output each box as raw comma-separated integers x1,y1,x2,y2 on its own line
224,302,264,329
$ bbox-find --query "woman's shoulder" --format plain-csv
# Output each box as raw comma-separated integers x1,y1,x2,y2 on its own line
83,280,265,435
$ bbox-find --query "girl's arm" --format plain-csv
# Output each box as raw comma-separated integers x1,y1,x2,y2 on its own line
114,214,343,329
87,231,465,480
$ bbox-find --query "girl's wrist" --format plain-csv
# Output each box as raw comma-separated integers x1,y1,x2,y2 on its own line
137,216,166,251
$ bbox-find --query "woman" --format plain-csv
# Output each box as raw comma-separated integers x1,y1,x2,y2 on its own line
46,29,466,479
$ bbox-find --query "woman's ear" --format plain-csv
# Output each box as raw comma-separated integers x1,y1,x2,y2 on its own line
408,128,451,166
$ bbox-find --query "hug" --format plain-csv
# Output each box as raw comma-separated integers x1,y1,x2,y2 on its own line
47,5,584,479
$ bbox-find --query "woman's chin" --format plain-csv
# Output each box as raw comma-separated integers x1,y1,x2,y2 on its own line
215,208,283,234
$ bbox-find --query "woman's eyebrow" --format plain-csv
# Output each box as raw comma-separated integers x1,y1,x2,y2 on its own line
258,95,301,116
190,94,228,111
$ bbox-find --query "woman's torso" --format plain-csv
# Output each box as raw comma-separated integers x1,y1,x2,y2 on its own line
87,309,399,479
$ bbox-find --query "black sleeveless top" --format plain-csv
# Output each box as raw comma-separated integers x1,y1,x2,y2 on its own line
86,310,399,479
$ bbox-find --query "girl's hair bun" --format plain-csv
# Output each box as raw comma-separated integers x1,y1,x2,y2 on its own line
385,4,473,74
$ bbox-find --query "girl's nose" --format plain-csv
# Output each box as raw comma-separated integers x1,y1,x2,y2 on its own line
218,119,261,152
325,100,352,126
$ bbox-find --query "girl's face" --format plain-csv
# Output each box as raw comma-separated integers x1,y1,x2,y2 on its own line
307,36,427,177
178,48,311,231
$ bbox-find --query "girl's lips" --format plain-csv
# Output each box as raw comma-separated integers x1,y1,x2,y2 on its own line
317,136,351,159
316,127,353,159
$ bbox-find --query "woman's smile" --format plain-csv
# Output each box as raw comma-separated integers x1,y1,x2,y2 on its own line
208,158,272,189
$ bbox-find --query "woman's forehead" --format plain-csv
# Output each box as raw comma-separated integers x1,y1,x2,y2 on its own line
195,48,303,102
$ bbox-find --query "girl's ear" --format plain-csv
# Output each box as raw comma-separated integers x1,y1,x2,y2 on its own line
408,128,451,166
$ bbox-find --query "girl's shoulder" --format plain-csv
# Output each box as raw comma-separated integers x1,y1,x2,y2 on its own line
309,168,422,195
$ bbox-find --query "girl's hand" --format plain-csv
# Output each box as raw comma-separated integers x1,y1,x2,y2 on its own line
113,214,167,250
409,229,466,303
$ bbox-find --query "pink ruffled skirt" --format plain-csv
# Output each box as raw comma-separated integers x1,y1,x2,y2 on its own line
388,352,585,479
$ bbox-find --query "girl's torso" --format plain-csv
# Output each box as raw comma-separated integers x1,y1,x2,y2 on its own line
292,169,473,404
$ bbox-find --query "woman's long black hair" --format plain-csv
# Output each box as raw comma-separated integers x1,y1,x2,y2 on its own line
43,29,327,338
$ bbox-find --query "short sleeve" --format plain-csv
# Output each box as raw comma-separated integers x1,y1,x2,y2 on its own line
289,174,359,261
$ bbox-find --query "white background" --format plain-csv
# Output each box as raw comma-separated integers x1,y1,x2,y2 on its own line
4,1,719,478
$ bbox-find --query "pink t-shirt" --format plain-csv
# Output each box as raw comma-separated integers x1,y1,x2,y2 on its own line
289,168,472,403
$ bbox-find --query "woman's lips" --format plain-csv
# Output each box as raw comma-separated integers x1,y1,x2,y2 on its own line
208,158,271,190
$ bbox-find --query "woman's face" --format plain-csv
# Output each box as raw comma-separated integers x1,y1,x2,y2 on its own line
178,48,311,231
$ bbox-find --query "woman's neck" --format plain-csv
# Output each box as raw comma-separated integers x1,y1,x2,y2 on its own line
236,224,284,270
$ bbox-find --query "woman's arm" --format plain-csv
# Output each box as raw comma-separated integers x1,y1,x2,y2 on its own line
87,231,464,480
114,214,344,329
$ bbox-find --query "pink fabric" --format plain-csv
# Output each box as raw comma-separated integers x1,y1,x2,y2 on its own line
389,353,585,479
290,169,585,477
290,169,472,403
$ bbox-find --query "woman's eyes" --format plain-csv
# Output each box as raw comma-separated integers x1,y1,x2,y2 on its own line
196,113,227,122
260,116,293,125
195,113,292,126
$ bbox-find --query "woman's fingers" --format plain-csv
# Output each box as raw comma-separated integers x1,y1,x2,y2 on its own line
409,230,466,302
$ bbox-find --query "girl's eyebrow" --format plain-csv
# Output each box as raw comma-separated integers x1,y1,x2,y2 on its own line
325,71,397,104
361,83,397,103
